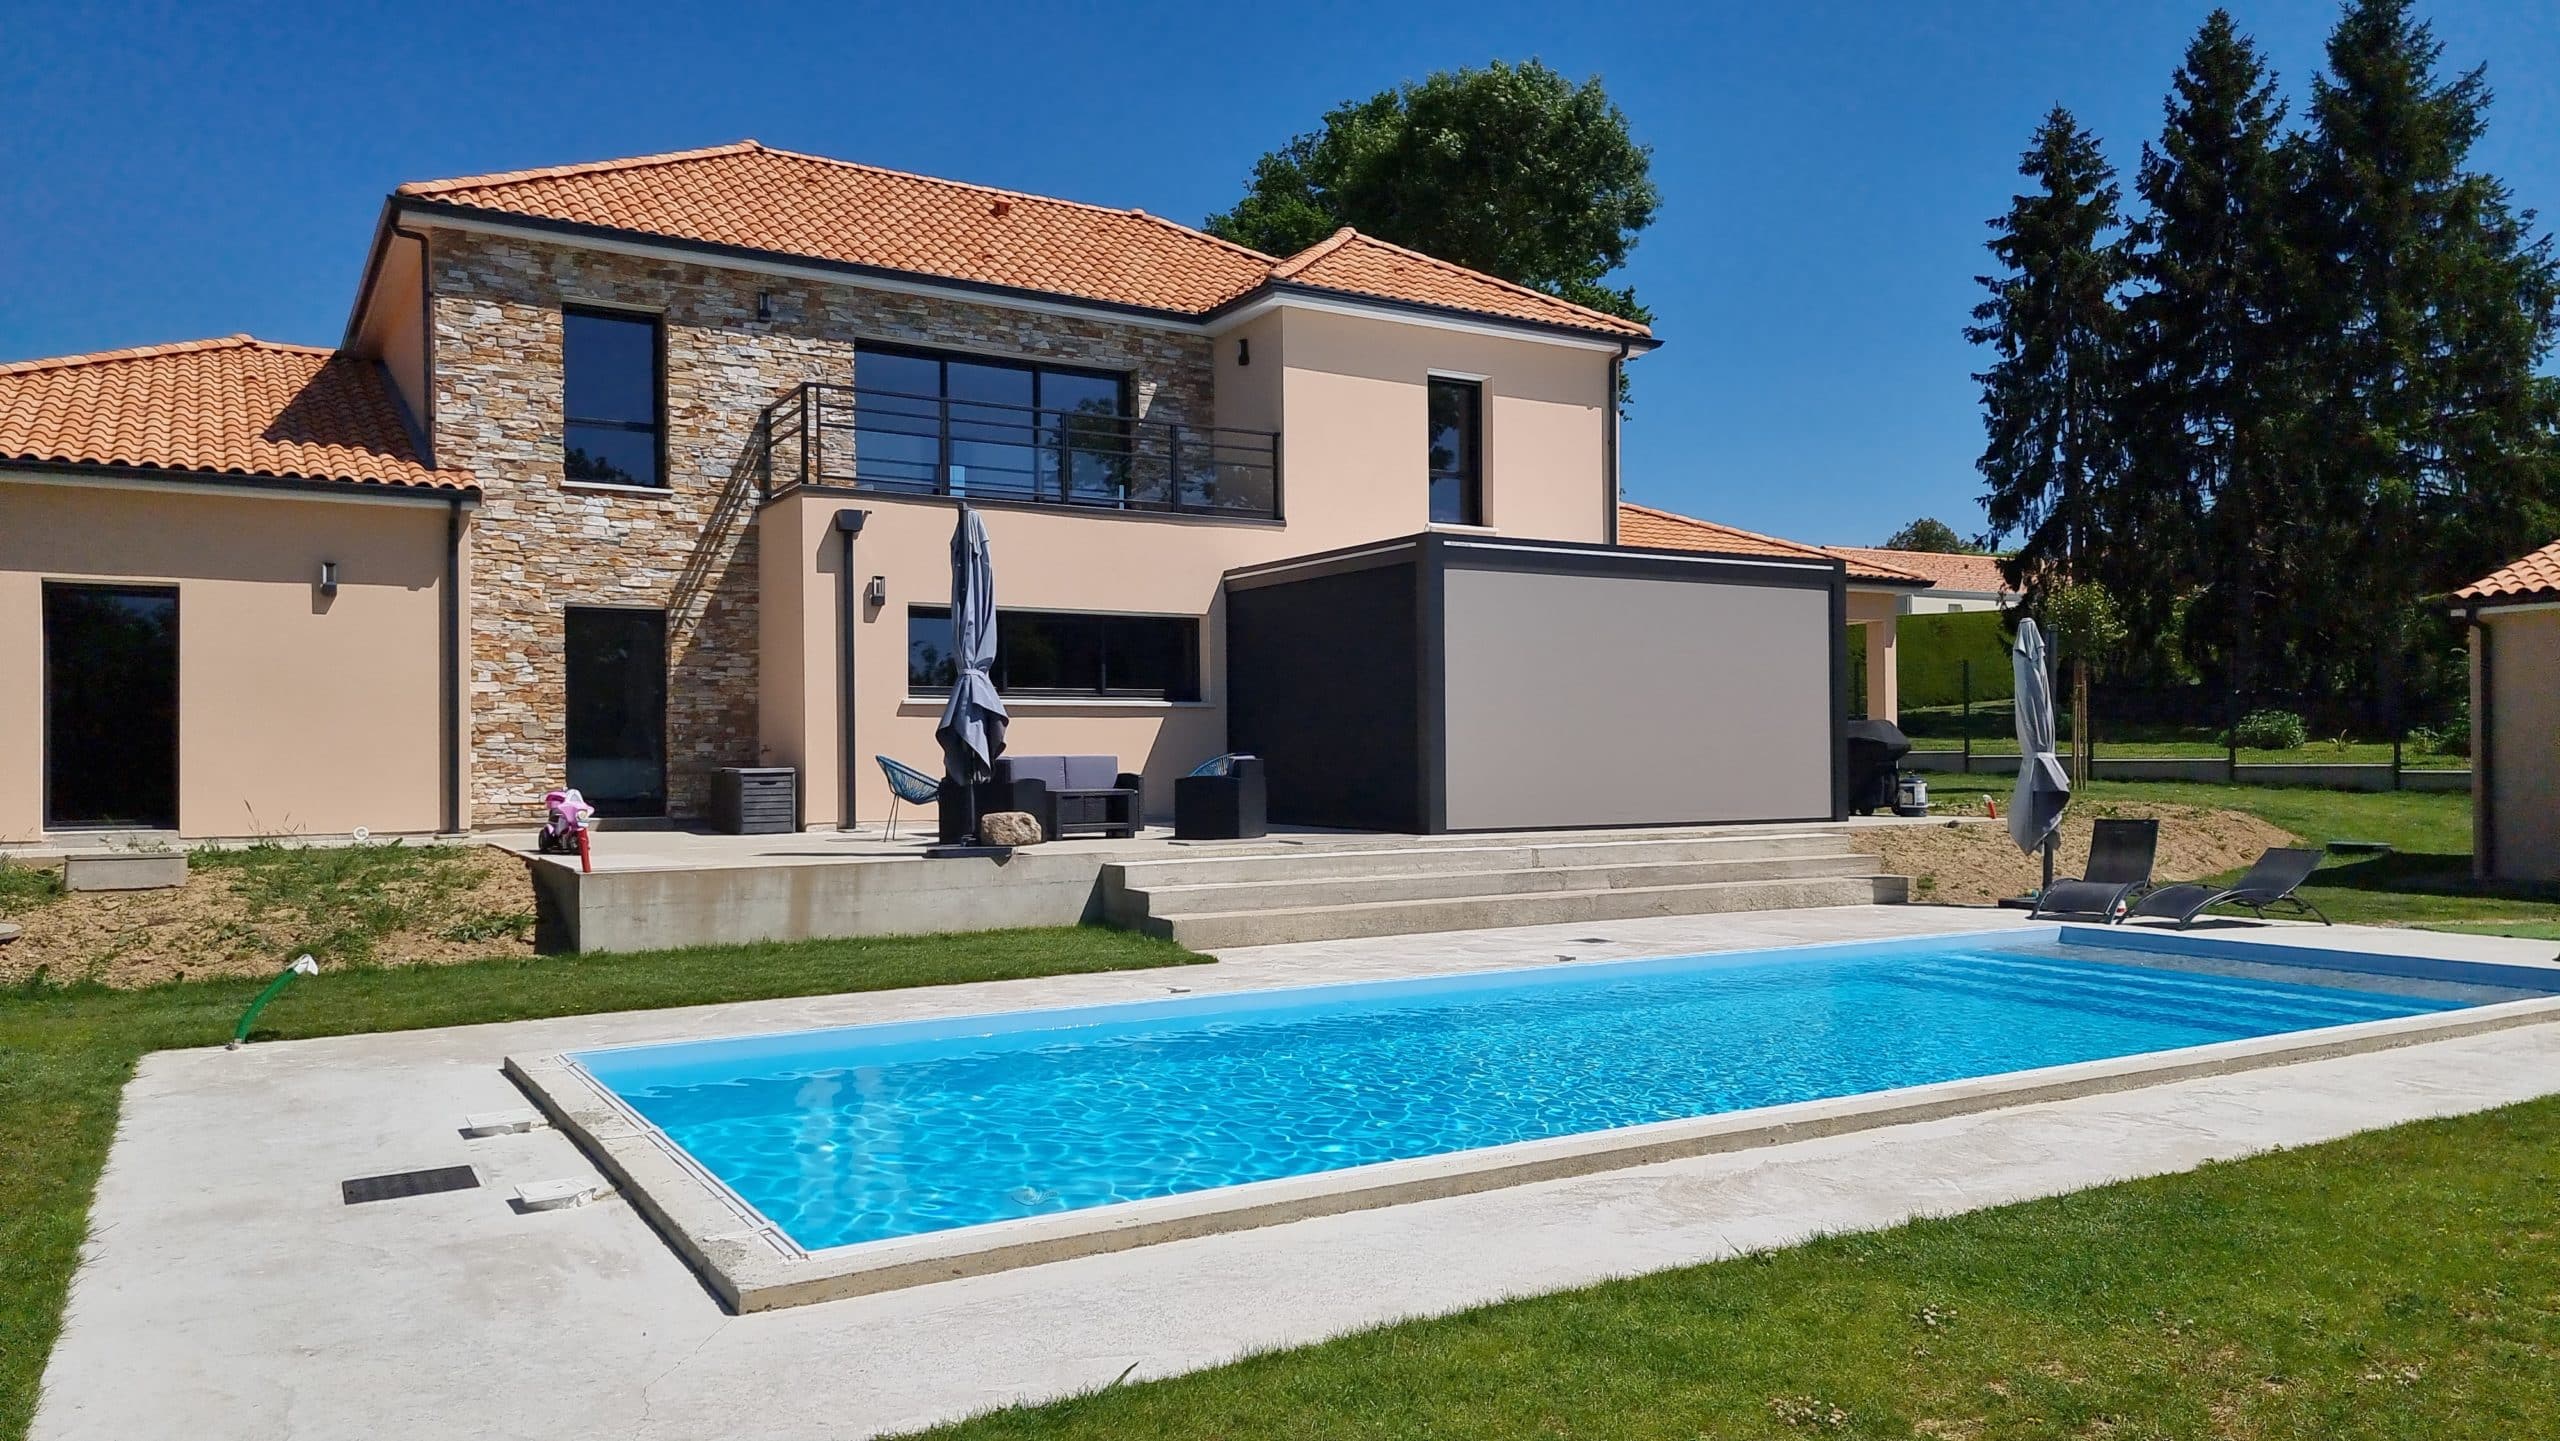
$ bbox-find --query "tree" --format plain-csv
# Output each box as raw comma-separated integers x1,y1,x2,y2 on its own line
2042,581,2128,787
1877,517,1984,553
1206,60,1660,325
1968,108,2130,601
2297,0,2560,716
2121,9,2307,705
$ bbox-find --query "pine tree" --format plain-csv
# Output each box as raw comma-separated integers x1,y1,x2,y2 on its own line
2122,10,2305,705
1969,108,2129,598
2299,0,2560,712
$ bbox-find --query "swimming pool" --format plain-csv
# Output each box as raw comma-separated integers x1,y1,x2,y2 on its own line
566,928,2523,1256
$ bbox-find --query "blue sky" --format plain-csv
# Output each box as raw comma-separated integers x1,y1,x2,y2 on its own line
3,1,2553,544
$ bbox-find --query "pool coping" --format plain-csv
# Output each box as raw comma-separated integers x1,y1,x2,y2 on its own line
503,926,2560,1313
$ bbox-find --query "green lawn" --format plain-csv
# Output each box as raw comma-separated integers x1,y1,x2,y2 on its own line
1922,776,2560,936
0,926,1201,1441
922,1097,2560,1440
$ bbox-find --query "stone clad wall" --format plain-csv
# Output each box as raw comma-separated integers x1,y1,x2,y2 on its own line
427,228,1217,822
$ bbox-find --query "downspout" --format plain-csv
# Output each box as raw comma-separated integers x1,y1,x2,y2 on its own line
834,509,868,829
1603,340,1629,545
2471,608,2494,879
441,497,465,835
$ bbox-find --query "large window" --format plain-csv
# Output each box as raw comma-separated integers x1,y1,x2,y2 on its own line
908,606,1200,701
1426,376,1483,525
854,344,1129,504
563,307,664,487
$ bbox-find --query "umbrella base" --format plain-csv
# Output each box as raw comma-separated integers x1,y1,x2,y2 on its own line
1996,894,2041,910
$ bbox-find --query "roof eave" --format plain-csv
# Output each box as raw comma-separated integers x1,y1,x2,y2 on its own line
0,457,477,503
1204,279,1662,351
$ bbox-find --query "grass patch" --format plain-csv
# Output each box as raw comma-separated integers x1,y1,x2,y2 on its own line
191,841,488,966
0,860,62,917
923,1097,2560,1439
0,925,1201,1441
1924,776,2560,937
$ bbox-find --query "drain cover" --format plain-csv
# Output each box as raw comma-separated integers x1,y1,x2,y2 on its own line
341,1165,479,1206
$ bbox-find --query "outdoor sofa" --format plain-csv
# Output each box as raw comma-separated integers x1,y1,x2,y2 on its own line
942,754,1144,841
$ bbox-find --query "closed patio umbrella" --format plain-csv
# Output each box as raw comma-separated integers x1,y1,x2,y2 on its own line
934,505,1008,845
2008,617,2070,889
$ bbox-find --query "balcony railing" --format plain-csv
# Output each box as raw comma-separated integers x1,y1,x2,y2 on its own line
758,382,1281,521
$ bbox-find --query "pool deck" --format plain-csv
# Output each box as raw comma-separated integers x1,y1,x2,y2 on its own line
34,906,2560,1440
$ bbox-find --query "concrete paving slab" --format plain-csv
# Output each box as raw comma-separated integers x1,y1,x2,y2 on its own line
31,906,2560,1441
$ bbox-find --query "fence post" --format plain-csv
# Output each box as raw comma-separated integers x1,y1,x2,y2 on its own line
1960,659,1972,774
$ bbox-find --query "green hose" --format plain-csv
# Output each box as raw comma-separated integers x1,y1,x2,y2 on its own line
229,955,319,1049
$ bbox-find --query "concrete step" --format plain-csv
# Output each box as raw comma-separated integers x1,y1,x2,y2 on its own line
1108,832,1853,890
1144,874,1911,950
1124,853,1886,919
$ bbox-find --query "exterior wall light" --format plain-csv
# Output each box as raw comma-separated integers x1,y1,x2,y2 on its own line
318,560,339,597
1236,337,1250,366
866,575,887,606
756,290,774,321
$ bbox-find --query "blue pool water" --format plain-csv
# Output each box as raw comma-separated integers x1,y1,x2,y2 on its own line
576,931,2475,1250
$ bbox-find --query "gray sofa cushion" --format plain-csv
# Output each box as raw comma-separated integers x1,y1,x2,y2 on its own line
1001,756,1069,789
1060,755,1121,789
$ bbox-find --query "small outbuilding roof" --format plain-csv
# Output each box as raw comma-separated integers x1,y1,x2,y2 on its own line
0,335,464,493
2454,537,2560,608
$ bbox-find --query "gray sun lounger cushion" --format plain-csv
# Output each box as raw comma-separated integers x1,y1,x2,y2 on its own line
2030,817,2159,922
2126,847,2331,929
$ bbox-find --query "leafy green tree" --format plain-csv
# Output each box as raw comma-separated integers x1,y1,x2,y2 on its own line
1877,517,1984,553
1205,60,1659,324
2298,0,2560,712
2122,9,2308,702
1968,108,2130,599
2042,582,2128,786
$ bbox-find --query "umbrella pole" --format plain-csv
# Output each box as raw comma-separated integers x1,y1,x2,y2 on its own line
2042,835,2055,896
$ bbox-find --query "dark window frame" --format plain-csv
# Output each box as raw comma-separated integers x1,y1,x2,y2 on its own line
1426,375,1485,526
42,581,180,831
562,305,668,489
852,341,1132,497
906,604,1202,702
562,603,670,818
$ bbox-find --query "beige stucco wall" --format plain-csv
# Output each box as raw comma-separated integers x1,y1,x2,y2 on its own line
2478,607,2560,881
1846,586,1901,722
1253,306,1616,548
0,476,452,841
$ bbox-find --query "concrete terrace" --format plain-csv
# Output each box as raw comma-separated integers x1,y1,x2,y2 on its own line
32,906,2560,1441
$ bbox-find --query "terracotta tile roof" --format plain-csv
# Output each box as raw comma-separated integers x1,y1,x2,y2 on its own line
397,142,1652,339
0,335,463,492
1617,502,1925,583
1825,546,2014,595
402,141,1278,315
1271,228,1652,339
2454,537,2560,605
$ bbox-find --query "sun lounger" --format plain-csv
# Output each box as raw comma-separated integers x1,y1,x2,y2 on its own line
2124,847,2331,928
2029,817,2159,922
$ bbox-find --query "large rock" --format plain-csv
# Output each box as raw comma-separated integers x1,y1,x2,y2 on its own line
979,811,1044,847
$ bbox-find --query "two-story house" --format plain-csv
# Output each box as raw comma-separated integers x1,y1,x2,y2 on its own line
1,142,1850,843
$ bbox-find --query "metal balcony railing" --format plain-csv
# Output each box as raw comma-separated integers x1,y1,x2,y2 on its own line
757,382,1281,521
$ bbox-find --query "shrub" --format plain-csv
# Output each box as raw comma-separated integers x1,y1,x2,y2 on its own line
2233,708,2308,751
0,858,65,914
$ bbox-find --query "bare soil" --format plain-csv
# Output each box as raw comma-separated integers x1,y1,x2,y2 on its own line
1860,801,2298,907
0,843,539,989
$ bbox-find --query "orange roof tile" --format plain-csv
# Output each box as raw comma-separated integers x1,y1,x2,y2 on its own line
1270,228,1652,339
0,335,462,492
1617,502,1924,583
1825,546,2014,595
2454,537,2560,605
397,143,1652,340
402,141,1278,316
